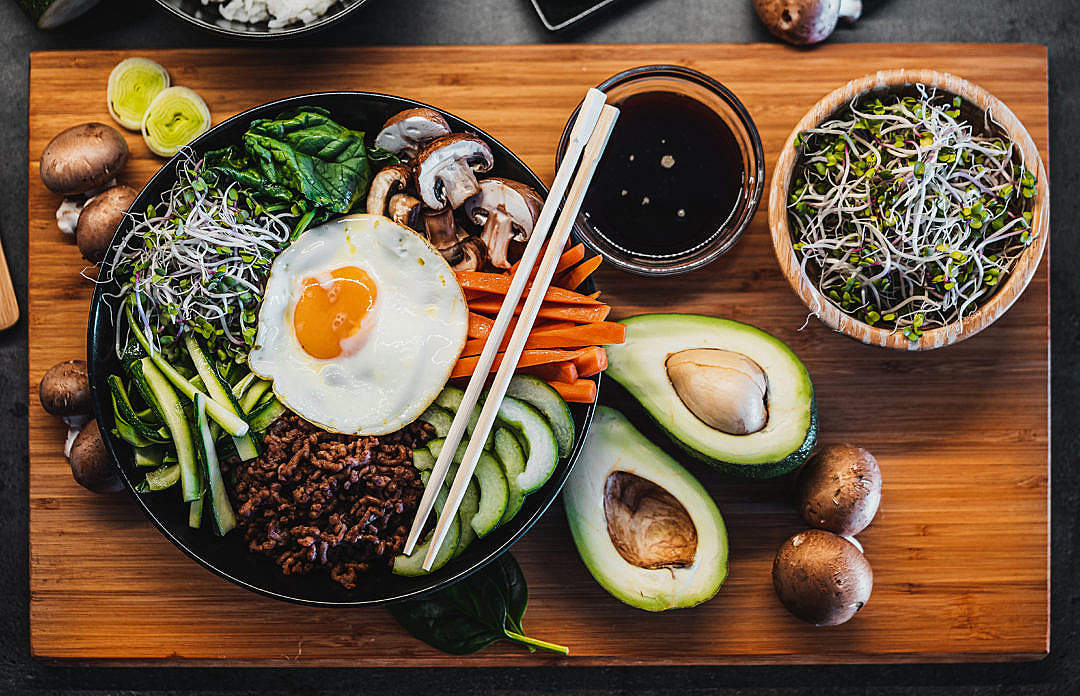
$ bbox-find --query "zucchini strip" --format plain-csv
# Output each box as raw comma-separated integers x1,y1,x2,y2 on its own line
135,357,201,502
195,394,237,536
184,335,259,461
137,463,180,491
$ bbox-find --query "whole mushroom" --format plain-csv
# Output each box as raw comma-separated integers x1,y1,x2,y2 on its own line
463,178,543,269
76,185,137,264
68,420,123,493
365,164,412,217
772,529,873,626
753,0,862,45
415,134,495,211
374,108,453,161
39,360,93,418
40,123,129,196
796,444,882,536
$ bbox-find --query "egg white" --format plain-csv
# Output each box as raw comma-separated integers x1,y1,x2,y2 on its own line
248,214,468,435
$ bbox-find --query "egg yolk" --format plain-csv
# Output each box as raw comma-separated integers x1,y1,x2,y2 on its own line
293,266,378,359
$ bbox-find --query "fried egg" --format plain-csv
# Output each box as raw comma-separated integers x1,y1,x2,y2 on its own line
248,214,468,435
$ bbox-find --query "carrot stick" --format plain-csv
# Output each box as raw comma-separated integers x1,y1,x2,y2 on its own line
459,322,627,357
572,346,608,377
585,290,601,300
468,312,493,339
548,379,598,403
451,348,587,380
557,254,603,291
521,361,579,384
467,297,610,323
508,241,580,277
532,320,576,332
457,272,602,305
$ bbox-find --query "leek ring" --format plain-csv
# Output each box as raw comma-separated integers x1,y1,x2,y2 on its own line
107,57,170,131
141,87,212,158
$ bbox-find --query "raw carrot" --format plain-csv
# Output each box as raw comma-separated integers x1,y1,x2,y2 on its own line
509,242,584,278
531,320,577,332
572,346,608,377
457,272,603,305
468,312,493,339
521,361,579,384
466,297,611,323
451,348,586,380
548,378,598,403
459,322,626,357
557,254,603,291
585,290,601,300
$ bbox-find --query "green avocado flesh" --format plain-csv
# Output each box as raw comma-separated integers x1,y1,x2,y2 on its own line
606,314,817,478
564,406,728,612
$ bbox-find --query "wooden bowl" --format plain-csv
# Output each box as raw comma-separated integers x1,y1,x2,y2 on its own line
768,69,1049,350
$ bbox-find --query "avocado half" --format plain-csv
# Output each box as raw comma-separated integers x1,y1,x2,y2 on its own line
606,314,817,478
564,405,728,611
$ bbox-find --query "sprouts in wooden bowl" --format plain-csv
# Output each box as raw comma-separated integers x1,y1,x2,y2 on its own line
768,69,1048,350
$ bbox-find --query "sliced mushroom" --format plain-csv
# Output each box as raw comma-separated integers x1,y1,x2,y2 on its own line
415,134,495,211
388,193,424,232
451,235,487,272
68,420,124,493
463,178,543,269
374,108,452,161
365,164,412,217
39,359,93,417
423,207,464,260
40,123,129,195
76,185,137,264
753,0,862,45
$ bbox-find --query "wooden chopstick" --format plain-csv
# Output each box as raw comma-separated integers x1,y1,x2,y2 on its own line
401,88,609,557
0,235,18,331
422,104,620,570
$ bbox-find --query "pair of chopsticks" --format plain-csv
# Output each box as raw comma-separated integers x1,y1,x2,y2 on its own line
403,88,619,570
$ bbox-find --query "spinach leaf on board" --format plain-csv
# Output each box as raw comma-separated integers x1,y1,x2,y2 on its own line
388,554,568,656
203,107,395,219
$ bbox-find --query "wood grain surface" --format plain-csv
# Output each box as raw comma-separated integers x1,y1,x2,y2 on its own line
28,43,1050,665
0,235,18,330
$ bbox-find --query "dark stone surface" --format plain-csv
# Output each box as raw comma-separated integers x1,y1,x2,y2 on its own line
1,0,1077,693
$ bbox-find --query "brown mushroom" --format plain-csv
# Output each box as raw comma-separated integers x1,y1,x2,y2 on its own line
423,207,464,259
753,0,862,45
388,193,424,232
76,185,137,264
374,108,453,161
462,178,543,269
40,123,129,195
39,359,93,418
68,420,123,493
451,235,488,272
772,529,873,626
365,164,412,217
796,444,882,536
415,134,495,210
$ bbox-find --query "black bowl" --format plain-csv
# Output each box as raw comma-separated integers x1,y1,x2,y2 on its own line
88,91,599,606
154,0,369,39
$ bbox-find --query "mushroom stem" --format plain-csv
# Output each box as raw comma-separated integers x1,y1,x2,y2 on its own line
839,0,862,22
439,159,482,209
479,213,516,270
423,208,463,258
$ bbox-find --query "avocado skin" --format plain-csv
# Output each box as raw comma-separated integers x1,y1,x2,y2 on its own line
652,396,818,479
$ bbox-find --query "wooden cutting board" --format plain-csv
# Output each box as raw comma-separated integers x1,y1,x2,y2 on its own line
28,44,1049,665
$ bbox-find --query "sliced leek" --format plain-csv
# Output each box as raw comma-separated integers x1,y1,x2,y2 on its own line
141,86,211,157
107,57,170,131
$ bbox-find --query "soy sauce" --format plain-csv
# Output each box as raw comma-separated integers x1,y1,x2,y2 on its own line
582,91,745,258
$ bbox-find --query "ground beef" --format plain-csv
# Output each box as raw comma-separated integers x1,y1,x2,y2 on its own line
228,413,434,589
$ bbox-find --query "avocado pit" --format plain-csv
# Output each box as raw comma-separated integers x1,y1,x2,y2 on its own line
603,470,698,570
666,348,768,435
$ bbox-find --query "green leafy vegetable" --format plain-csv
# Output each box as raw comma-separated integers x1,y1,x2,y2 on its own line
389,554,568,656
203,107,395,218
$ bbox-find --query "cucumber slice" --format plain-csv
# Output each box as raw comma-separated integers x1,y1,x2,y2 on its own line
137,463,179,492
231,371,258,399
507,375,575,458
239,379,272,414
412,448,435,471
248,397,285,432
471,452,508,538
185,335,258,461
493,428,526,526
434,386,465,413
419,405,453,438
496,396,558,494
427,437,467,462
453,478,481,558
133,357,200,502
188,496,203,529
393,485,459,576
195,394,237,536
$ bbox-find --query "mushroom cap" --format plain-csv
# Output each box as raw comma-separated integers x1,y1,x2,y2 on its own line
374,108,452,160
40,123,129,195
796,444,882,536
69,420,124,494
753,0,861,45
39,359,92,417
414,134,495,210
772,529,873,626
76,185,137,265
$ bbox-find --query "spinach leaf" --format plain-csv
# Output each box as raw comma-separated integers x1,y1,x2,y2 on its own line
203,107,396,218
388,554,568,656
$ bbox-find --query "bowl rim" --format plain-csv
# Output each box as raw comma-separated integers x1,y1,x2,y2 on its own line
767,69,1049,351
152,0,369,40
86,90,600,606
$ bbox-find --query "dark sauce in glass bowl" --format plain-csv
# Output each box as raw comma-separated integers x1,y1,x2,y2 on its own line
582,91,745,258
